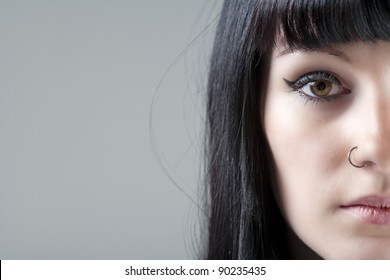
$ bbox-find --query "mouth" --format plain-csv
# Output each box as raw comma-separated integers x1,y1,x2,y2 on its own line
341,195,390,225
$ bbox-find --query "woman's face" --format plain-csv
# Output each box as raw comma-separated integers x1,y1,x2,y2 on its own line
263,41,390,259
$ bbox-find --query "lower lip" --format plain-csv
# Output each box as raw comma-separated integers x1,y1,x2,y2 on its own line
341,205,390,225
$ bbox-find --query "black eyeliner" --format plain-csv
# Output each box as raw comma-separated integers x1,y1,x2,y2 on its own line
282,71,350,104
283,71,340,90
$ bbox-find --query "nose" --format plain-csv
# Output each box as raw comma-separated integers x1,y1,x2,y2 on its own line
354,82,390,172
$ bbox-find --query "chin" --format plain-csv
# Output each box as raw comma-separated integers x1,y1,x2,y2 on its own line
322,246,390,260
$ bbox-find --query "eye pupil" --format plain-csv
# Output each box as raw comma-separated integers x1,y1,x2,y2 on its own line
310,80,331,96
316,82,326,91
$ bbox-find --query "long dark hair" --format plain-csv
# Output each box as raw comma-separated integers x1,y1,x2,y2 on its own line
205,0,390,260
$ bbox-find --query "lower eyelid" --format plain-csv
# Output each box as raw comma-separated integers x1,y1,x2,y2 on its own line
298,92,341,104
299,86,350,103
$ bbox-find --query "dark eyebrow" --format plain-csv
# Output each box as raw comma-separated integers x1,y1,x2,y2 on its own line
276,48,351,63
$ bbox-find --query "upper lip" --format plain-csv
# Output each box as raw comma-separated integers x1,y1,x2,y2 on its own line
341,195,390,208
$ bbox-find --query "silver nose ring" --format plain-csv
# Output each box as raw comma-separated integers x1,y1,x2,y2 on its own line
348,146,366,168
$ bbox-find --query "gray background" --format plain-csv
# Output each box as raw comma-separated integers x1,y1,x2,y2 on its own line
0,0,222,259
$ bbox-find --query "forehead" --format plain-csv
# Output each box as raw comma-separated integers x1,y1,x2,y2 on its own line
269,41,390,82
272,41,351,63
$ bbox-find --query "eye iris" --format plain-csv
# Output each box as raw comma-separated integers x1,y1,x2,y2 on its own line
310,80,331,96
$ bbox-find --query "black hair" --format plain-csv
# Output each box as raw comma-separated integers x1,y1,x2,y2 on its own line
205,0,390,259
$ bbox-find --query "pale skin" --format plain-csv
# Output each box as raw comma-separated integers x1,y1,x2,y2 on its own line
263,41,390,259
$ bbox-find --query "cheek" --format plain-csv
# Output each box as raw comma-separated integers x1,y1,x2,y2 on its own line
263,93,346,224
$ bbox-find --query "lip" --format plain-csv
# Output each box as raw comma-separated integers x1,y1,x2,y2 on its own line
341,195,390,225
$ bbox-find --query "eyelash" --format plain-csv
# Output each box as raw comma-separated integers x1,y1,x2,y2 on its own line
283,71,350,104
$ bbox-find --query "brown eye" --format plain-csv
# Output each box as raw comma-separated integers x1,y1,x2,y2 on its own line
284,71,351,102
310,80,332,97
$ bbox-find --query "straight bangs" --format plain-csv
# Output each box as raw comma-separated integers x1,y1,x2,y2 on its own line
276,0,390,51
